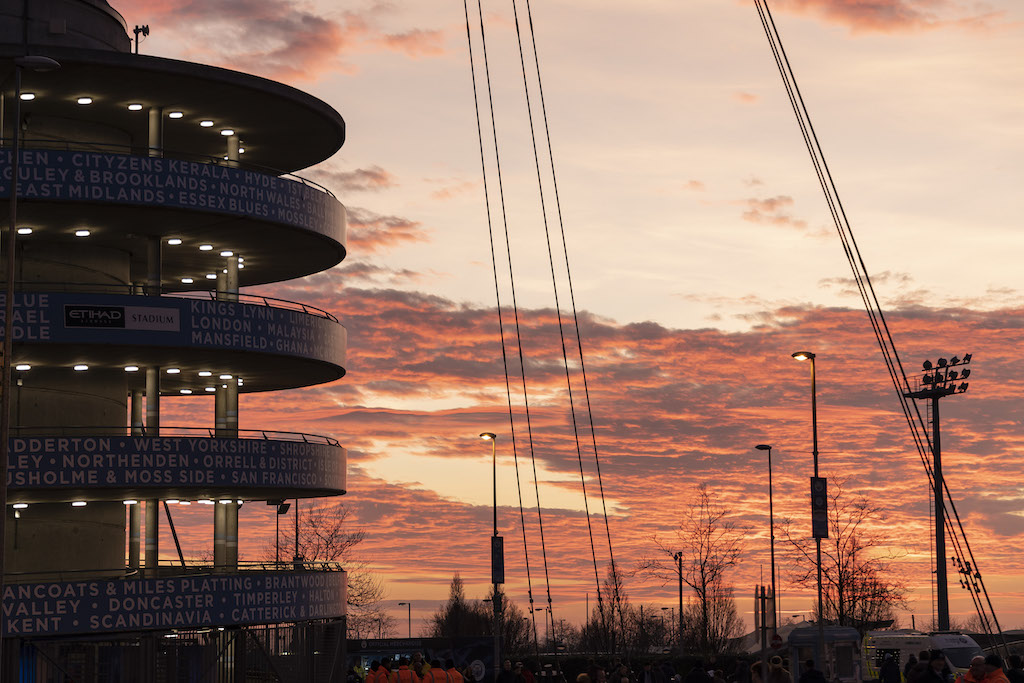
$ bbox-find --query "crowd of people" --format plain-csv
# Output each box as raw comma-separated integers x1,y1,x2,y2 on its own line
353,653,471,683
350,650,1024,683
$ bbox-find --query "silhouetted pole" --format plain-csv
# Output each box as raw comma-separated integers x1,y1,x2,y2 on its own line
481,433,502,681
756,445,778,634
903,354,971,631
792,351,825,673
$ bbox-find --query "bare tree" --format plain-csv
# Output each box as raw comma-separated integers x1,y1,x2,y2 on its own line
266,500,393,638
635,483,746,656
780,478,908,631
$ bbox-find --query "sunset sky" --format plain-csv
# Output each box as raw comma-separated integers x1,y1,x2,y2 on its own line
117,0,1024,635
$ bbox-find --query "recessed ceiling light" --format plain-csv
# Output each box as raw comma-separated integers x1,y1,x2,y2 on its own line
220,250,233,257
199,244,213,251
17,227,32,235
200,120,214,127
124,365,139,372
238,148,245,154
167,237,182,245
75,229,90,237
218,499,232,504
166,368,180,374
72,501,88,507
12,503,28,509
123,500,138,505
237,257,244,262
238,263,244,269
128,103,143,111
198,371,212,377
73,364,88,371
181,278,194,284
178,500,191,505
205,273,217,280
180,389,193,394
15,364,30,371
168,111,184,119
199,499,214,505
77,97,93,105
166,499,180,505
220,129,234,136
20,93,35,101
205,386,216,392
219,374,232,380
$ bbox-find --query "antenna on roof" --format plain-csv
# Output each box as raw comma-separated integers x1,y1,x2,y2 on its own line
133,25,150,55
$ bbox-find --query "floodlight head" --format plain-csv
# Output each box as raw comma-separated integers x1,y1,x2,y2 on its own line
963,353,972,364
959,382,969,393
922,375,933,385
949,370,959,381
791,351,815,361
923,360,933,371
479,432,496,441
276,502,291,515
937,358,948,367
961,369,970,379
950,356,960,365
755,444,771,451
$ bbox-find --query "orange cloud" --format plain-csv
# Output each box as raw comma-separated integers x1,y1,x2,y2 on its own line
740,195,808,230
770,0,1005,34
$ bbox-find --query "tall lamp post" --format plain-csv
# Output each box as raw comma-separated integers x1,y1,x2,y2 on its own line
903,354,971,631
398,601,412,638
480,432,502,682
0,55,61,657
755,445,779,636
792,351,826,673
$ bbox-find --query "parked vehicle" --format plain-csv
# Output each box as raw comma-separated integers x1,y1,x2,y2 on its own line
862,630,983,681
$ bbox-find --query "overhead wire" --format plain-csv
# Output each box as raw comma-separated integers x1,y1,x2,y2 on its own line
754,0,1005,649
519,0,630,651
461,0,543,645
507,0,606,657
465,0,564,653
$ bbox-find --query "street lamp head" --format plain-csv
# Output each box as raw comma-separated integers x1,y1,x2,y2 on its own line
398,602,408,606
755,444,771,451
791,351,815,361
14,56,61,72
479,432,496,441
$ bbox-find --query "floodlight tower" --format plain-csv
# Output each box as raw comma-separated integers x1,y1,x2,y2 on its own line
903,353,972,631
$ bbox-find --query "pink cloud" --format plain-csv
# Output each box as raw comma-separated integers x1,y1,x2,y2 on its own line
769,0,1005,34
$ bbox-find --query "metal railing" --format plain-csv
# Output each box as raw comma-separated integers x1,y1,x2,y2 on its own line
15,281,340,322
4,137,336,198
10,425,341,446
4,561,346,584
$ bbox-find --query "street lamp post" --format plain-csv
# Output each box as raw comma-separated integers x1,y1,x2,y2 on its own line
480,432,502,682
792,351,826,674
674,551,683,654
0,54,61,660
398,601,412,638
755,445,779,636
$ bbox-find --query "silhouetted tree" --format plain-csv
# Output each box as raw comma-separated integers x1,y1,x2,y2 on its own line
635,484,747,656
780,478,908,632
264,501,391,638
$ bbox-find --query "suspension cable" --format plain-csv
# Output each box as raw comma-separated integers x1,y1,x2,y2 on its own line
468,0,558,649
507,0,604,656
519,0,631,651
461,0,540,642
755,1,1005,649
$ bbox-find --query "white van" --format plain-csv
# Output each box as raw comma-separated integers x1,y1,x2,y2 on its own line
862,630,983,681
863,630,931,680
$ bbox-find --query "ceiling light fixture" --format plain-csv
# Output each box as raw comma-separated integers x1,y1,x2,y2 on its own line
17,227,32,235
128,103,143,111
20,92,35,101
168,111,184,119
75,229,90,237
167,237,182,245
181,278,194,284
77,97,93,105
200,120,214,127
124,365,139,372
73,364,88,371
199,244,213,251
15,364,30,371
220,129,234,136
